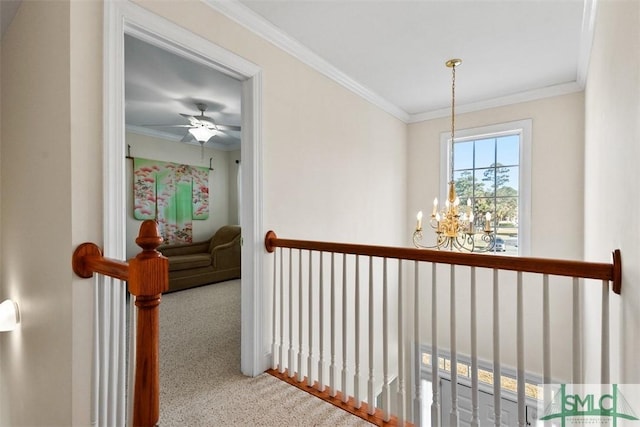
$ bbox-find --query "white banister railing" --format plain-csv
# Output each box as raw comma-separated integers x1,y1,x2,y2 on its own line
264,231,621,426
342,253,349,404
470,266,479,427
601,279,610,384
368,256,376,416
492,268,501,426
397,260,406,425
413,261,421,424
573,277,581,384
431,263,439,427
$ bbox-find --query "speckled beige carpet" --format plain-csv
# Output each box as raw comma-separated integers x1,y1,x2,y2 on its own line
158,279,371,426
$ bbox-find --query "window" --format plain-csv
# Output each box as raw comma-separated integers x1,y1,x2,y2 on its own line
441,120,531,255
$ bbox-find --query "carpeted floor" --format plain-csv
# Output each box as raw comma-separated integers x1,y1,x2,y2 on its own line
158,279,372,426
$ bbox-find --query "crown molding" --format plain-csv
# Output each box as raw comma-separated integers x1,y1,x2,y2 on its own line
126,124,182,142
576,0,598,87
203,0,410,123
409,81,584,124
126,125,240,151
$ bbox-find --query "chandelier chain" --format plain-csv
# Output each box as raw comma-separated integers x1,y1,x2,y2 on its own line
450,62,457,183
451,64,456,146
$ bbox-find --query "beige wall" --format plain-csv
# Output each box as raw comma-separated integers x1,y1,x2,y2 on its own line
1,1,76,425
408,92,585,259
70,1,103,424
584,0,640,383
407,92,585,379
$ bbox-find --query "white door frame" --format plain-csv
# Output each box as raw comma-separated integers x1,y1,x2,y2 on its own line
103,0,265,420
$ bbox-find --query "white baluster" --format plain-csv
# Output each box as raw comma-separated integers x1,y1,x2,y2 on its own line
330,253,337,397
298,250,304,382
543,274,551,409
601,280,610,384
342,253,349,403
517,271,525,427
318,252,325,391
493,269,501,427
272,248,278,370
414,261,421,425
572,277,581,384
470,266,479,427
354,255,362,409
543,275,550,385
368,257,375,416
382,258,391,422
397,260,406,425
279,249,285,374
431,263,440,427
450,264,459,426
307,251,314,387
289,248,295,377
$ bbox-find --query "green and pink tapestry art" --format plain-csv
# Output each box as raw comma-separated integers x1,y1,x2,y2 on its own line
133,158,209,244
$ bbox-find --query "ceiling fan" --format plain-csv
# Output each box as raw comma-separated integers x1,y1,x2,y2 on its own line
140,102,241,159
143,102,241,143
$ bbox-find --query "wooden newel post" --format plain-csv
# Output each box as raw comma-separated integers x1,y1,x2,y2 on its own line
128,220,169,427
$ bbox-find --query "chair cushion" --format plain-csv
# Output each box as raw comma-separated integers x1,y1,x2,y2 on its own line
167,254,212,272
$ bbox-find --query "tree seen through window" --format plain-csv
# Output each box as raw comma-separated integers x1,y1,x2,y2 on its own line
452,134,520,253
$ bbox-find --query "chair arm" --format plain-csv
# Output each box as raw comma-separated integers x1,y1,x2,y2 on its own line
211,236,241,269
158,240,210,257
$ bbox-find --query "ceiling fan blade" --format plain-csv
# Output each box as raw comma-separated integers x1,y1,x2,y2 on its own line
141,124,194,128
181,133,194,143
215,124,241,132
179,114,202,127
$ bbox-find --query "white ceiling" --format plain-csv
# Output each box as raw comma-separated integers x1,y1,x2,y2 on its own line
4,1,593,148
124,35,243,151
226,0,594,121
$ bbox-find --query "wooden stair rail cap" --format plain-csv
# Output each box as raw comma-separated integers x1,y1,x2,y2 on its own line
265,231,622,295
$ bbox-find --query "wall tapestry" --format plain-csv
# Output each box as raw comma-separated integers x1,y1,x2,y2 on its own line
133,158,209,244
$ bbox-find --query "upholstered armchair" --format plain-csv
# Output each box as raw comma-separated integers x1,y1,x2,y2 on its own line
158,225,241,292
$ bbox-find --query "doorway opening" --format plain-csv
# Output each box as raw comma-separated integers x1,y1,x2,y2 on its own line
103,1,265,424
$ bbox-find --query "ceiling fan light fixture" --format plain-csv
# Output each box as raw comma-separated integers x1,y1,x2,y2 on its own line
189,126,217,142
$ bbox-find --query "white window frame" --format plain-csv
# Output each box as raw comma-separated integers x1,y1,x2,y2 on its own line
440,119,532,256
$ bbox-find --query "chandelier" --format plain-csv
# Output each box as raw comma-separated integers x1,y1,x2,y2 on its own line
413,59,496,252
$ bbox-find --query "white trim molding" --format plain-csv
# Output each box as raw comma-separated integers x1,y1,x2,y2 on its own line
104,1,266,424
576,0,598,87
411,82,583,124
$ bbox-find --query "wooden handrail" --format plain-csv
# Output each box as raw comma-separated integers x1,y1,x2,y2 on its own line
265,231,622,294
72,220,169,427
